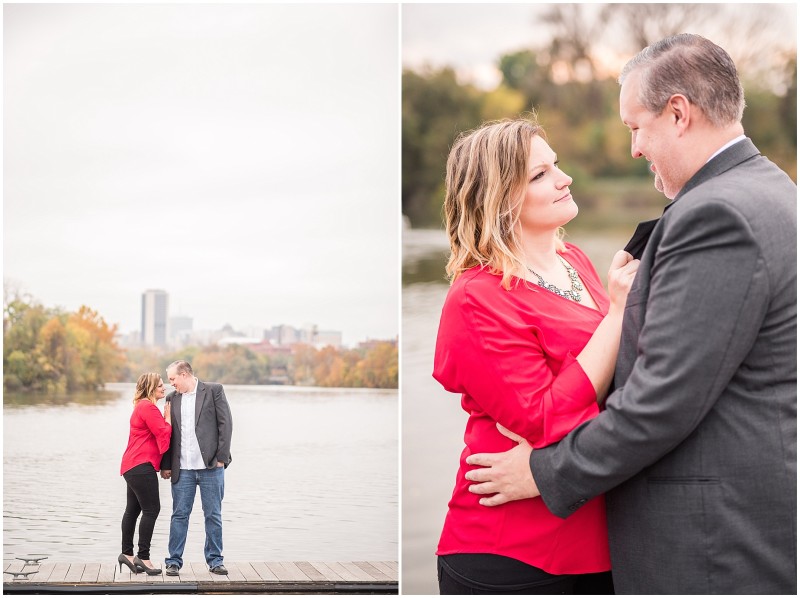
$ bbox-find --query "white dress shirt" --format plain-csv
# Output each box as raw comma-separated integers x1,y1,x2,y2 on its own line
179,377,207,470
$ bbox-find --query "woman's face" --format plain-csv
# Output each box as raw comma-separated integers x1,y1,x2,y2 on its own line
155,378,166,400
517,135,577,234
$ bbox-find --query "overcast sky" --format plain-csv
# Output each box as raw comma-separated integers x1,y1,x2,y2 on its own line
403,3,553,88
4,4,399,346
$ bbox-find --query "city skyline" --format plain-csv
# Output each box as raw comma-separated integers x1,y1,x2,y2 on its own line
122,288,382,348
4,4,399,348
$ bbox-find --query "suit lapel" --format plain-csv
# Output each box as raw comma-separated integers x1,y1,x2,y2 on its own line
674,138,759,201
624,218,659,260
195,381,206,426
173,393,182,429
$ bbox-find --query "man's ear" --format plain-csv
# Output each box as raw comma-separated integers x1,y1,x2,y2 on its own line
667,94,691,136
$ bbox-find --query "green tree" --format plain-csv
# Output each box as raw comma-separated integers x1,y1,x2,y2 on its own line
402,67,485,227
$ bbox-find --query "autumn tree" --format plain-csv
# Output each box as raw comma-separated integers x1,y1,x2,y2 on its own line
4,294,125,392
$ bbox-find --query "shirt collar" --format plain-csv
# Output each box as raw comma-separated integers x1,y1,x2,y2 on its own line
185,377,198,396
706,134,746,164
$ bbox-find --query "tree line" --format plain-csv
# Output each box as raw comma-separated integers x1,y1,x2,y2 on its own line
3,293,125,392
125,341,398,389
4,293,398,392
403,4,796,229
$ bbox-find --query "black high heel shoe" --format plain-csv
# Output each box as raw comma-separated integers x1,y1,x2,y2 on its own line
133,557,162,576
117,553,142,573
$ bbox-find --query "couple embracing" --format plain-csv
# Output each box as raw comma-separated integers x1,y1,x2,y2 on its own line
118,360,233,577
433,34,796,594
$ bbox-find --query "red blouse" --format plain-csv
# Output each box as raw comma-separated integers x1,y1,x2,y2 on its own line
120,399,172,475
433,243,611,575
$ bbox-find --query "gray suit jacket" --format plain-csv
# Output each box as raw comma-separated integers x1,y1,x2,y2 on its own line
531,139,796,593
160,380,233,484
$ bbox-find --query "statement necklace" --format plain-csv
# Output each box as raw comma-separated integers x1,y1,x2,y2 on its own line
527,255,584,302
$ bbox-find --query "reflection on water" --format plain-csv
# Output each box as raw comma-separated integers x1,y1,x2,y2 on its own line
4,383,398,564
403,228,450,286
403,253,449,286
4,390,119,407
401,226,636,594
402,281,463,596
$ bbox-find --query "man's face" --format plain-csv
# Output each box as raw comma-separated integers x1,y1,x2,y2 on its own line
619,70,685,200
167,367,191,393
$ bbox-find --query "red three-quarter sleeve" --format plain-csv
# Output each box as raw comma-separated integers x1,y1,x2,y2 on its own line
139,401,172,455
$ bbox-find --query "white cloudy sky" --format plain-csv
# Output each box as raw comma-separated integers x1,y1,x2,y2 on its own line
4,4,399,345
403,3,555,88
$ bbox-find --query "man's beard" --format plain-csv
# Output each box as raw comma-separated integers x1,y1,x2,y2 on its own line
654,171,664,194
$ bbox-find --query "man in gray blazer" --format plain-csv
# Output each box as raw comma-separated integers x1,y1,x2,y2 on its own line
464,34,796,593
160,360,233,576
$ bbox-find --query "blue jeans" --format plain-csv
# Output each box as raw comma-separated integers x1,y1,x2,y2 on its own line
166,467,225,568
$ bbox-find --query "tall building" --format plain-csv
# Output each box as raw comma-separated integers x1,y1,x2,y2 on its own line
141,289,169,347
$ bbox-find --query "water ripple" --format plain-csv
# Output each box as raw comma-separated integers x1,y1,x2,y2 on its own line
4,386,398,562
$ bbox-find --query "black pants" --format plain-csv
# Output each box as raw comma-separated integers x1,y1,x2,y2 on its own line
121,463,160,560
438,554,615,595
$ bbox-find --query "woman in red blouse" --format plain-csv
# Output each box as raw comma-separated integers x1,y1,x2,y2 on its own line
433,118,639,594
119,373,172,575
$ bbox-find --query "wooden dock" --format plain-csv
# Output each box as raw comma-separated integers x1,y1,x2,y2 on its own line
3,559,398,594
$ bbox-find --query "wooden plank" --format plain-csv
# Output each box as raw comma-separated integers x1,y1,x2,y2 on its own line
174,562,196,582
223,562,247,582
63,563,85,583
279,561,311,581
3,561,14,572
96,563,116,583
28,562,56,583
295,561,330,582
47,562,70,583
324,561,364,582
115,562,132,583
143,564,165,583
250,561,278,581
265,561,309,582
234,562,262,582
367,560,398,580
161,567,183,583
0,560,397,589
189,561,214,581
308,561,345,582
80,563,101,583
264,562,292,581
382,560,399,572
338,561,378,581
207,566,229,582
354,561,391,581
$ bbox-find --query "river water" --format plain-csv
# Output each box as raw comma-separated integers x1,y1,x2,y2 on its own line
401,227,633,594
3,383,398,565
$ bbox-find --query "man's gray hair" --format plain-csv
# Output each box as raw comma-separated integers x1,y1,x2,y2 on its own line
167,360,194,376
619,33,745,127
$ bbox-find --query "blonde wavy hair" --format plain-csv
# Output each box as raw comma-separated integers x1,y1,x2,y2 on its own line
133,372,162,406
444,117,565,289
